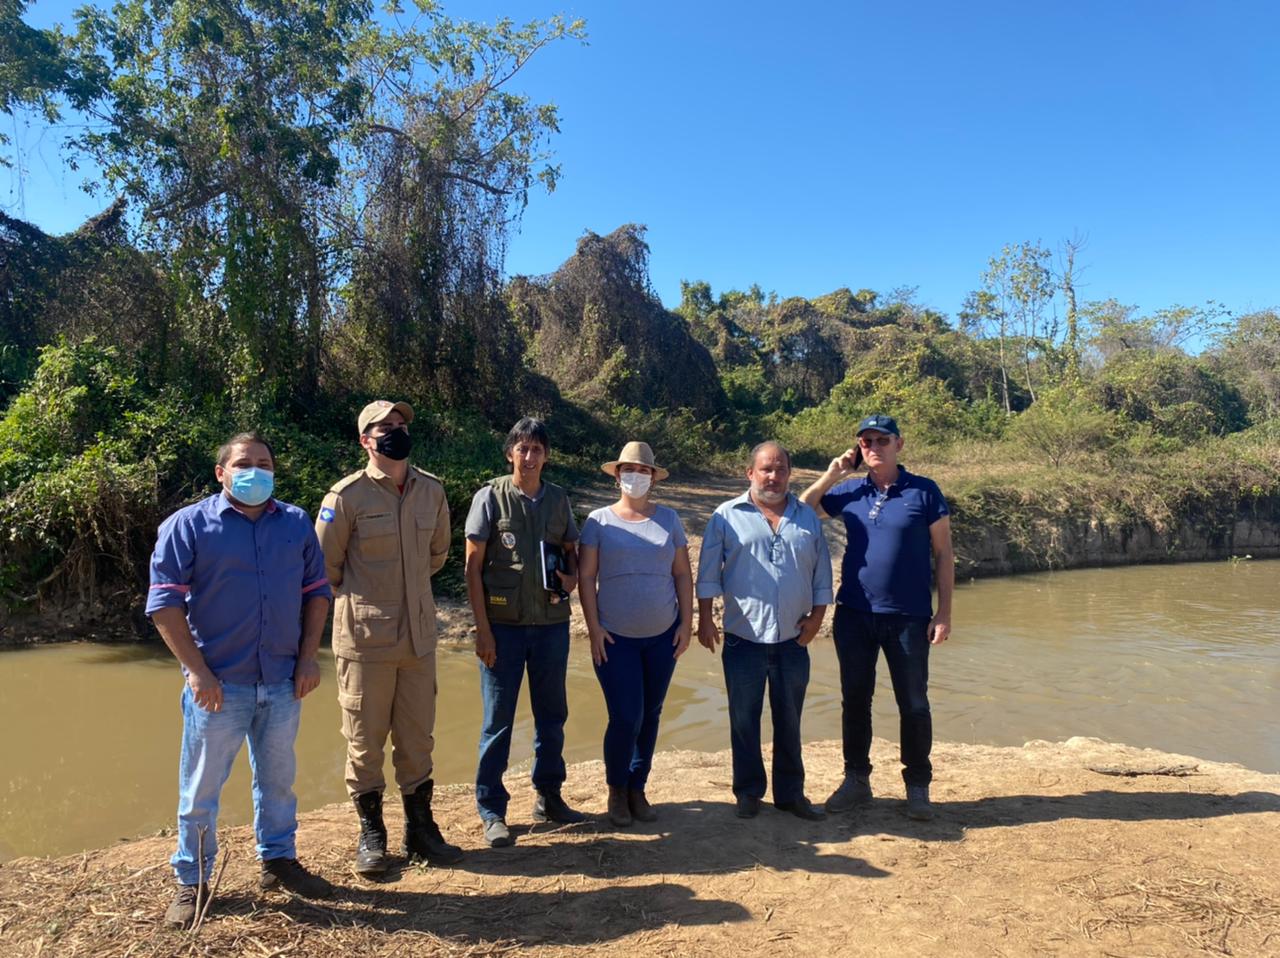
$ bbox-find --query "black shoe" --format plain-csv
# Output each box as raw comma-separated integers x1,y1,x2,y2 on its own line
906,785,934,821
533,790,587,824
163,883,199,929
735,795,761,819
825,773,873,813
353,790,389,876
482,817,513,848
775,797,827,821
260,858,333,898
403,779,464,865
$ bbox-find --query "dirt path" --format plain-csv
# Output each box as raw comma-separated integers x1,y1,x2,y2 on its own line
2,738,1276,957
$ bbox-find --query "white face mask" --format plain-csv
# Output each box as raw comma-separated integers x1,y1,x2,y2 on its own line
618,471,652,499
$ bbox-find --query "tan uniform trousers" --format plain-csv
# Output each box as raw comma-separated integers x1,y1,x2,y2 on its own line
336,631,437,797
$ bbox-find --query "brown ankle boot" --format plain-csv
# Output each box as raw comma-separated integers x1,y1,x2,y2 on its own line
628,788,658,823
607,785,633,827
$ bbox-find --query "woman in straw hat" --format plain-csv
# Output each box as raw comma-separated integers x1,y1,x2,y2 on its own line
577,441,693,827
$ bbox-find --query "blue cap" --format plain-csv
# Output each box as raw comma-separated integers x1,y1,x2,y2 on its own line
856,414,900,437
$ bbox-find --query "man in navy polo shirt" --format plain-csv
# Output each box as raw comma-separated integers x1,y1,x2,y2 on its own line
148,432,334,928
799,414,954,821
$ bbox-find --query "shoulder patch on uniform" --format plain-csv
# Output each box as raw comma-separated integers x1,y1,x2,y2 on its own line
319,506,336,523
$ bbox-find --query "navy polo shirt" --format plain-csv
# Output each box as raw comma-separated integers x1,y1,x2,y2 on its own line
820,467,948,618
146,493,332,684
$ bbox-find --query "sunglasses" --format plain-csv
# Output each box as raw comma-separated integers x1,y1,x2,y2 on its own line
868,491,890,522
858,435,895,449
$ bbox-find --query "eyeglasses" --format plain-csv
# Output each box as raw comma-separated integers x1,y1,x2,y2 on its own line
858,435,894,449
769,531,786,565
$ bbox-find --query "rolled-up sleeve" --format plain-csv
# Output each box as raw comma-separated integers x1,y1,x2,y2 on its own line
695,512,726,600
301,524,332,601
146,513,194,615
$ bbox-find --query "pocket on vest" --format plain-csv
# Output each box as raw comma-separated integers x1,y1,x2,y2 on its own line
483,567,523,623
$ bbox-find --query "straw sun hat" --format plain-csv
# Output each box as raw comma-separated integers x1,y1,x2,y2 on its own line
600,441,669,481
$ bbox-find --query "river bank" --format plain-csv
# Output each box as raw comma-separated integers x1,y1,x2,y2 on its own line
4,466,1280,648
2,736,1276,957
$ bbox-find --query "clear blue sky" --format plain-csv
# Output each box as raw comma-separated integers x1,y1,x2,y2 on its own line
8,0,1279,320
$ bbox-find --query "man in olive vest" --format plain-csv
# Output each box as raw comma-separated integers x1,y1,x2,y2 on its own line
315,400,463,875
464,416,583,847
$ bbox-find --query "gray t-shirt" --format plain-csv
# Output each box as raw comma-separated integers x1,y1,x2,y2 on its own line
464,483,580,543
579,505,687,638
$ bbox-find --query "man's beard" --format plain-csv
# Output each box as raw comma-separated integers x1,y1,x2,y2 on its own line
753,486,786,504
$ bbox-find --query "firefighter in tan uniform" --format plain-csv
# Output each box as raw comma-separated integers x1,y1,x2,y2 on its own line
315,400,463,875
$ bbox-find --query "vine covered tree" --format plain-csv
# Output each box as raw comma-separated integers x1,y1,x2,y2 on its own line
66,0,582,418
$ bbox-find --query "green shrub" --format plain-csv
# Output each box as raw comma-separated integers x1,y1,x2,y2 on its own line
1010,387,1121,467
0,340,232,612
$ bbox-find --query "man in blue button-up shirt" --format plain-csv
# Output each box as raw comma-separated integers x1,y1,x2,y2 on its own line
696,441,833,822
147,433,333,927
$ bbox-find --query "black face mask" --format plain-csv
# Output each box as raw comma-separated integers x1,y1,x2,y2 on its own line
374,428,413,461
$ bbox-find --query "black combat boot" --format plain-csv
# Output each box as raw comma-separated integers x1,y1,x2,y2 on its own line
353,790,389,876
402,779,464,866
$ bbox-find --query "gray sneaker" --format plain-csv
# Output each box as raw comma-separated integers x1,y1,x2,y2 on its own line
825,774,873,813
906,785,934,821
163,883,199,929
483,817,513,848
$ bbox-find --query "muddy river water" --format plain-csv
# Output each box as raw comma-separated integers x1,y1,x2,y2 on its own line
2,559,1276,861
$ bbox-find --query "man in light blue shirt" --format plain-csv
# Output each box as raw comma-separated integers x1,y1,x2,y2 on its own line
696,441,833,821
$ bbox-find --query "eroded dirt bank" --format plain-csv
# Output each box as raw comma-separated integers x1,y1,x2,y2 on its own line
2,736,1277,957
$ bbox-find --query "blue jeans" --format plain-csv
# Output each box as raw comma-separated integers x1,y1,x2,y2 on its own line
593,620,679,789
832,606,933,786
721,634,810,804
172,680,301,885
475,621,570,821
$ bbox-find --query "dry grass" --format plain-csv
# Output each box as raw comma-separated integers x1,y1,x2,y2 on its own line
1063,868,1280,955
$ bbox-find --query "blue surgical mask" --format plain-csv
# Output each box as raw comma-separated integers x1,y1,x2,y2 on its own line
228,467,274,506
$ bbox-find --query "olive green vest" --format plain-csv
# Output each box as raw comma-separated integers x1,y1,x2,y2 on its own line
481,476,572,626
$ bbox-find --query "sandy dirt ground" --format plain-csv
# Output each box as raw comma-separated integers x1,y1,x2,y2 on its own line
1,737,1277,957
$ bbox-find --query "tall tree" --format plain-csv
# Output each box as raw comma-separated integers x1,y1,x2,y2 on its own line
70,0,373,414
959,288,1011,413
981,241,1055,404
0,0,103,166
1059,234,1086,384
66,0,580,418
338,7,583,408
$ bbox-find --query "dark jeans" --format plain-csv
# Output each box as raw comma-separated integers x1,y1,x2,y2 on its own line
721,633,810,804
593,620,679,789
475,621,570,821
832,605,933,787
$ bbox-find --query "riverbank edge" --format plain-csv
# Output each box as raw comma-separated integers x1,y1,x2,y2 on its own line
5,477,1280,647
2,736,1278,958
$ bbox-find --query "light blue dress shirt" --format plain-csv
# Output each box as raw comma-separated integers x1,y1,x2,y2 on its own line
696,491,833,644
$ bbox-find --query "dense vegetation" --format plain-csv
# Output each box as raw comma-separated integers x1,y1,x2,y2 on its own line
2,1,1278,629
